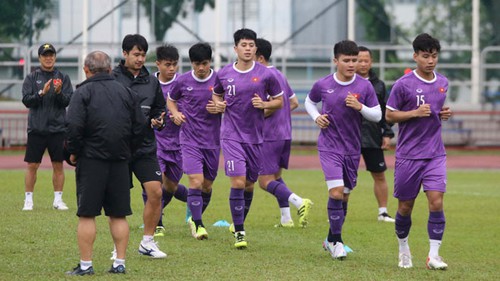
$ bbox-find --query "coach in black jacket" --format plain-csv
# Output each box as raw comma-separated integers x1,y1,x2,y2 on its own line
111,34,167,259
65,51,145,275
357,46,395,223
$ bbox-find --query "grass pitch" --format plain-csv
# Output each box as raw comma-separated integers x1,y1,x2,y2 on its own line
0,168,499,280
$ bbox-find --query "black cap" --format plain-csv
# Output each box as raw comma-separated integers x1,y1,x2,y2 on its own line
38,43,56,56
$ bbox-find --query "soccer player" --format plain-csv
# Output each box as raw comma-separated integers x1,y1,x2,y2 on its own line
21,43,73,211
356,46,395,223
212,28,283,249
65,51,145,275
254,38,313,228
167,42,221,240
386,33,451,270
113,34,167,258
305,40,381,260
150,44,189,237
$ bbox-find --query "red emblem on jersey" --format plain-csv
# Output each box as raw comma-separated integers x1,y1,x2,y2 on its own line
209,86,214,92
252,77,259,82
439,87,446,93
352,93,360,99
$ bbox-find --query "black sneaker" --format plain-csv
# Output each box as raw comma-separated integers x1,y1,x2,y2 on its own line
108,264,126,274
65,264,95,276
377,212,395,223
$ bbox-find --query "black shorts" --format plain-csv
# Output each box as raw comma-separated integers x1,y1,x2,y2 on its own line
76,157,132,217
24,132,65,163
361,148,387,173
130,153,162,187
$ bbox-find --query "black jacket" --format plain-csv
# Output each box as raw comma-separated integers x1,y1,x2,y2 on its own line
361,70,395,148
112,61,166,157
65,73,146,161
22,67,73,134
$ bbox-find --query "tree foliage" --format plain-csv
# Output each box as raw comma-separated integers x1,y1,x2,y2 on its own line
0,0,53,43
140,0,214,42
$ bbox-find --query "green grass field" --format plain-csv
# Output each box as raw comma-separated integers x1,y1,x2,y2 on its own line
0,168,499,280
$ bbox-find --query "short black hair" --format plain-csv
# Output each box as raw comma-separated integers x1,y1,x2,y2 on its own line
333,40,359,59
357,46,372,57
413,33,441,53
156,44,179,61
233,28,257,46
255,38,272,62
122,34,148,53
189,42,212,62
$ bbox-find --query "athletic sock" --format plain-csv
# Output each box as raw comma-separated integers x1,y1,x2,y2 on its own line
54,191,63,202
243,191,253,220
280,207,292,223
229,188,245,230
378,207,388,215
201,190,212,213
25,192,33,201
187,189,203,222
113,258,125,269
327,198,344,243
174,184,188,202
80,260,92,270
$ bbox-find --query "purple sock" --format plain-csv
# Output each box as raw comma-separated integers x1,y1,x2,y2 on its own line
395,212,412,239
174,184,188,202
188,189,203,222
162,189,174,207
266,181,292,208
428,211,445,240
243,191,253,219
202,191,212,213
230,188,245,228
327,198,344,236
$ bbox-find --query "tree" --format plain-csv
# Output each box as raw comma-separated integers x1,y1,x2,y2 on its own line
0,0,53,43
140,0,215,42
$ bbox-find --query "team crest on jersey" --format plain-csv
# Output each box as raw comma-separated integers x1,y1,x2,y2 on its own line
439,87,446,93
252,77,259,82
327,89,334,93
352,93,360,99
187,86,193,91
228,78,234,82
416,88,423,93
209,86,214,91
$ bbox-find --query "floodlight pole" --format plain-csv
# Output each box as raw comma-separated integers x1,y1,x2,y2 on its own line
471,0,480,105
347,0,355,40
80,0,89,82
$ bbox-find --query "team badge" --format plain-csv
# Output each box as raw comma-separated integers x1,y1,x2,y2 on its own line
439,87,446,93
187,86,193,91
228,78,234,82
252,77,259,82
327,89,334,93
416,88,423,93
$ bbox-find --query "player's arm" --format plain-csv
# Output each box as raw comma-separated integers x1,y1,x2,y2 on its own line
385,104,431,123
166,96,186,126
289,95,299,111
305,95,329,129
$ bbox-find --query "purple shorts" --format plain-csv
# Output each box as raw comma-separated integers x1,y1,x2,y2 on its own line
393,156,446,200
319,151,360,189
259,140,291,175
157,149,183,183
181,145,220,181
221,139,262,183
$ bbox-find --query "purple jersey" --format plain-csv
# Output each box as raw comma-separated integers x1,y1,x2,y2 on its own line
387,70,448,159
308,73,379,155
153,72,181,151
213,61,283,144
169,69,221,149
263,66,294,141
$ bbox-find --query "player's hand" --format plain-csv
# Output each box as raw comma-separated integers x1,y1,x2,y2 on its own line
171,111,186,126
53,78,62,94
381,136,391,150
215,100,227,113
415,104,431,117
151,112,166,129
252,93,266,109
439,106,452,121
40,79,52,96
206,100,219,114
315,114,330,129
345,93,362,111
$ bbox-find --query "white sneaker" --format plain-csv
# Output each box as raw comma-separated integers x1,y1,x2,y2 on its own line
53,200,69,210
138,240,167,258
378,212,395,222
322,239,347,260
398,250,413,268
426,256,448,270
110,249,117,260
22,200,33,211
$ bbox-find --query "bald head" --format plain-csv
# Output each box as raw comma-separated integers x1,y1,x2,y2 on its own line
84,51,112,75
